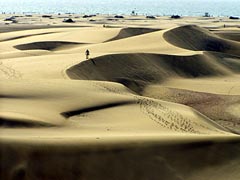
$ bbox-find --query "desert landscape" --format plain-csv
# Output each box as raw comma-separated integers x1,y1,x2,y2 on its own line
0,14,240,180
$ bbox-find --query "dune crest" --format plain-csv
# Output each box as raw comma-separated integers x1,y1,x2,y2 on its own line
163,25,240,56
66,52,236,93
106,27,160,41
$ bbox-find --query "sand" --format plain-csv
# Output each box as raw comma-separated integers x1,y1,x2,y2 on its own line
0,14,240,180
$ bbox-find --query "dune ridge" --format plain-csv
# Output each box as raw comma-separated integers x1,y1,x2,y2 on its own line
214,31,240,42
66,52,235,92
0,32,58,42
0,79,229,135
106,27,160,41
65,25,240,136
163,25,240,56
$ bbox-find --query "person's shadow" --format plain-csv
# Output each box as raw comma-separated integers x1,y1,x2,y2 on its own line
90,58,96,65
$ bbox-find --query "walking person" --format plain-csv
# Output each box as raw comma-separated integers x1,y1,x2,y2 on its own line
85,49,90,59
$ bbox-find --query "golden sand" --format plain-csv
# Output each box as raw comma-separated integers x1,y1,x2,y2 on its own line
0,14,240,180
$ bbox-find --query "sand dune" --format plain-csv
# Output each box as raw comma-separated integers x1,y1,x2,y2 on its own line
0,24,89,33
0,79,229,135
106,27,160,41
0,27,122,53
1,134,239,180
66,27,199,55
0,15,240,180
66,52,235,93
66,50,240,134
164,25,240,56
213,29,240,42
215,31,240,42
143,86,240,134
0,32,57,42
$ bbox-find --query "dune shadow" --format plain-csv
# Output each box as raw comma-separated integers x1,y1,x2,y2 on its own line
61,101,134,118
14,41,84,51
0,117,54,128
106,27,161,42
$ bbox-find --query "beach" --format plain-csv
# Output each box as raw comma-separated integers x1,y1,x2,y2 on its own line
0,13,240,180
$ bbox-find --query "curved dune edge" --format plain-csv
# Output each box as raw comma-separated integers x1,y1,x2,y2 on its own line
163,25,240,56
66,52,237,93
0,32,57,42
66,52,240,133
143,86,240,134
105,27,160,42
62,26,200,56
0,79,231,135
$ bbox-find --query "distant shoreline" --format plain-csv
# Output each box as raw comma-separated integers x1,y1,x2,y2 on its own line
1,13,239,34
1,12,240,18
1,0,239,18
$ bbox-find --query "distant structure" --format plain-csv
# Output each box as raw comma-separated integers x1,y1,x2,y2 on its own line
171,15,181,19
131,8,137,16
63,18,75,23
229,16,239,20
131,10,137,16
146,15,156,19
114,15,124,19
42,15,52,18
83,14,96,18
4,16,15,21
204,12,210,17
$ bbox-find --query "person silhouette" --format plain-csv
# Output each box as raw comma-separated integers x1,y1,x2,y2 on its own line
85,49,90,59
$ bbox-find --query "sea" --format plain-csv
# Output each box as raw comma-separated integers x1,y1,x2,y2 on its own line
0,0,239,17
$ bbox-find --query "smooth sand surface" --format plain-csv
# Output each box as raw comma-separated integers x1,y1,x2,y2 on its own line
0,14,240,180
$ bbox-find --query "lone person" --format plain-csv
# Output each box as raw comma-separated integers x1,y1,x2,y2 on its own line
85,49,90,59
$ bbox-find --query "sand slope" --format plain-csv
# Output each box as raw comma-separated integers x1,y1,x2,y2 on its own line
66,52,235,90
106,27,160,41
0,79,229,134
164,25,240,56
